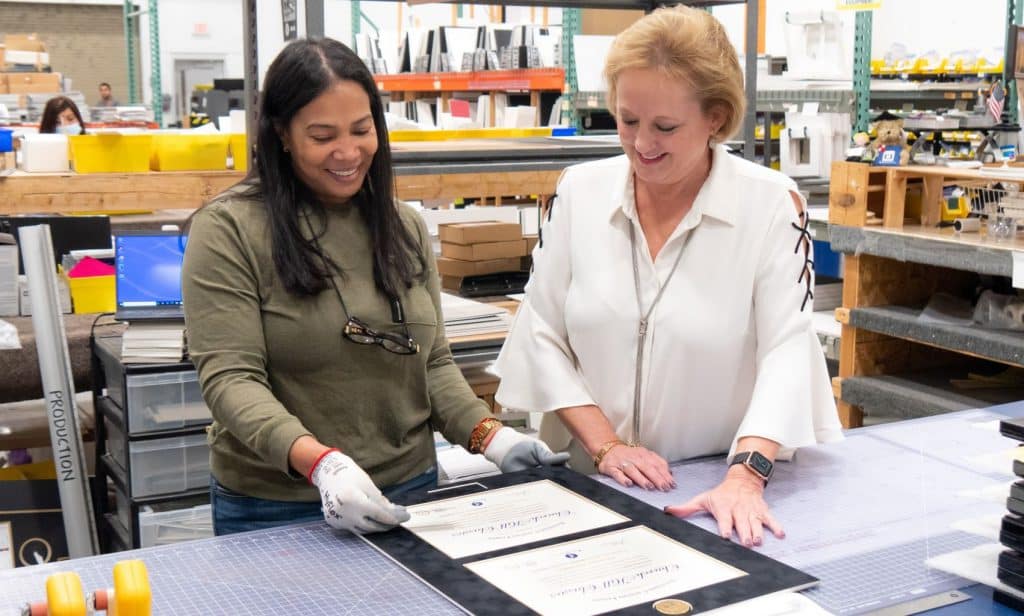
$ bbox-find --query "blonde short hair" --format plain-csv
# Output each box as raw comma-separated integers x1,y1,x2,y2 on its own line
603,5,745,141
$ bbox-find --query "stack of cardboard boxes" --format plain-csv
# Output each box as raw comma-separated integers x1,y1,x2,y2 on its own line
437,221,529,292
0,33,61,98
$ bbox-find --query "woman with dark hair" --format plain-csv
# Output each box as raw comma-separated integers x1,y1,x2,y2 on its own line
182,37,566,536
39,96,86,135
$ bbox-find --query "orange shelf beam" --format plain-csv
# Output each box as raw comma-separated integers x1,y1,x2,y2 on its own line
375,68,565,93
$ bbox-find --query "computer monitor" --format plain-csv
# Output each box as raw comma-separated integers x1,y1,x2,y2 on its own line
113,230,188,321
0,215,111,275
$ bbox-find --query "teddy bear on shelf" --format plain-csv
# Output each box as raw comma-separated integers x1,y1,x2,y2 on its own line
865,110,910,165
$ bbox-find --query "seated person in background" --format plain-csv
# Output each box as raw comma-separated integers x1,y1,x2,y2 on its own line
39,96,86,136
95,82,119,107
494,5,843,549
182,37,567,538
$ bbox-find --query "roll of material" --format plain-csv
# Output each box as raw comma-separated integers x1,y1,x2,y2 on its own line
954,217,981,233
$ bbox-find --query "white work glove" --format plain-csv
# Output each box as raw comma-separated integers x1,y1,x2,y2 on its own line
309,450,411,534
482,427,570,472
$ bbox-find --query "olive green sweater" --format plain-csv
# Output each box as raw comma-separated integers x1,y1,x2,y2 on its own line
182,187,490,501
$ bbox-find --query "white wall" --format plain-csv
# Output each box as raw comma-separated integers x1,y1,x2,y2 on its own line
139,0,245,126
713,0,1005,62
136,0,355,126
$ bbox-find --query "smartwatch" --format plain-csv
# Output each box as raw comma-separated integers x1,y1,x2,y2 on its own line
729,451,773,485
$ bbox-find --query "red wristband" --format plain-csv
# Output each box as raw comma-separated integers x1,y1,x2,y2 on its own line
307,447,340,485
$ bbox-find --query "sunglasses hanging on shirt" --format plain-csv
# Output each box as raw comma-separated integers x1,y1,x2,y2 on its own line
304,214,420,355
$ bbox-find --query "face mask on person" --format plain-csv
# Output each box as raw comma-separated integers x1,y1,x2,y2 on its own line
56,123,82,136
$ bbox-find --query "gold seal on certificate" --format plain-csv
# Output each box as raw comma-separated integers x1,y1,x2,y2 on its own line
653,598,693,614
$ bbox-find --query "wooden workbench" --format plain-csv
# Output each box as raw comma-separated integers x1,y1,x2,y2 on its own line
0,137,622,214
0,169,565,213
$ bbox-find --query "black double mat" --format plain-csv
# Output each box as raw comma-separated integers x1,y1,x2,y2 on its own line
365,465,817,616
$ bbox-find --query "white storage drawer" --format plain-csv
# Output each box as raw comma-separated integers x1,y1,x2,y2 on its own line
129,432,210,497
139,503,213,548
123,371,211,433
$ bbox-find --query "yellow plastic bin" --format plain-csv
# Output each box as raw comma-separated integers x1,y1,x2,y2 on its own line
229,133,249,172
69,134,153,173
151,133,230,171
68,275,115,313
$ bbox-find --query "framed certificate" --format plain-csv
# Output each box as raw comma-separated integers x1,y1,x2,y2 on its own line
365,466,817,615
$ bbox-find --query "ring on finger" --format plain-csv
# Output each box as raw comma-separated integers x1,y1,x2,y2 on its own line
619,461,635,470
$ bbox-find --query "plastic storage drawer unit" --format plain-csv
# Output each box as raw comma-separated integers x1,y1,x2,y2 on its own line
123,371,210,433
128,432,210,497
104,416,128,472
138,503,213,548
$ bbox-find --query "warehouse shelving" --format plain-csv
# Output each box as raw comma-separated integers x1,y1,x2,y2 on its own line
828,161,1024,427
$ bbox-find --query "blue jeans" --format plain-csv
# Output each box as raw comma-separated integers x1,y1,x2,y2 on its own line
210,467,438,536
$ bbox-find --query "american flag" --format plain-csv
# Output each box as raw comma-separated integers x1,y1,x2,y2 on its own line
988,80,1006,123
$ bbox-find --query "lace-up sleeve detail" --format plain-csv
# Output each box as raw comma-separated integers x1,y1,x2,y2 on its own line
791,205,814,312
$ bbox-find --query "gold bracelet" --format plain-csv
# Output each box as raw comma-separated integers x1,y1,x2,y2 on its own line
468,417,503,454
592,439,626,467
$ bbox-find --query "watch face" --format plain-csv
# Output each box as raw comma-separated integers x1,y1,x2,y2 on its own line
749,452,773,477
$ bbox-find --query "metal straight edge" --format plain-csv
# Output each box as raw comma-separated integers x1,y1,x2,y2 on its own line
18,225,98,558
864,590,970,616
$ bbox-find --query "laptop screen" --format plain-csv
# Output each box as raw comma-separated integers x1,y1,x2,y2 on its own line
115,233,187,310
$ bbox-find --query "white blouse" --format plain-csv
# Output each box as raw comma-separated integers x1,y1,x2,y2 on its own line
494,145,843,463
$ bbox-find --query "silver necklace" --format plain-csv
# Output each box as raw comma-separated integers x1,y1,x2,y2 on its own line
628,221,692,446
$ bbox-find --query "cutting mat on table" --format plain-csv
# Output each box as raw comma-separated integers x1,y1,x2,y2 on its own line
0,522,464,615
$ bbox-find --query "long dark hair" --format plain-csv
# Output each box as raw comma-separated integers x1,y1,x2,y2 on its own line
248,37,424,298
39,96,86,134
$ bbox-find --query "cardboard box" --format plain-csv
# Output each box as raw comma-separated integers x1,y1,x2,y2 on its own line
4,50,50,68
0,45,5,68
2,33,49,70
441,239,526,261
438,221,522,245
441,275,465,293
437,256,522,278
4,33,47,53
0,462,69,568
6,72,60,94
0,73,7,95
524,235,538,253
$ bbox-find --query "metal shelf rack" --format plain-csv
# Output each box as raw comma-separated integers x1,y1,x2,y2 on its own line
243,0,759,160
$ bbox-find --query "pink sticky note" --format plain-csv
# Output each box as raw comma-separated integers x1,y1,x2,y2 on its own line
449,99,471,118
68,256,116,278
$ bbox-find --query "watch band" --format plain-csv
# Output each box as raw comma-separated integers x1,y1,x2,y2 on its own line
729,451,772,485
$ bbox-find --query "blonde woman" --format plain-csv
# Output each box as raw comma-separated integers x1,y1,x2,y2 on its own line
496,6,842,548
